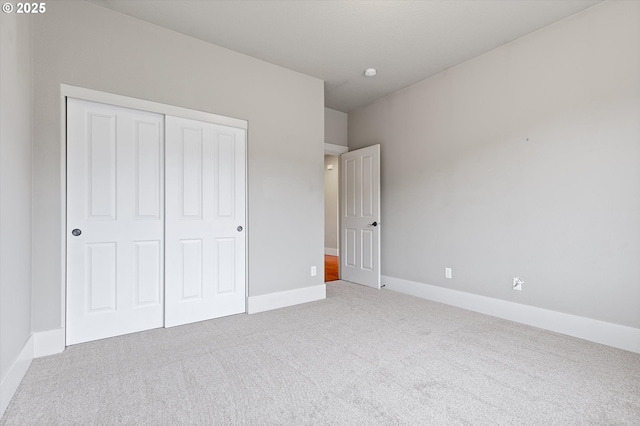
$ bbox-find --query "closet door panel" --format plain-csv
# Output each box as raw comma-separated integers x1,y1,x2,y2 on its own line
165,116,246,327
67,98,164,345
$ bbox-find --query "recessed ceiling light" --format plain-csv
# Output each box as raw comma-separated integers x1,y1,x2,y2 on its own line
364,68,377,77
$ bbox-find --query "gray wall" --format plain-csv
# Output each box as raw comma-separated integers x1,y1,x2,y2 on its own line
0,13,32,380
324,108,348,146
31,1,324,332
324,155,339,253
349,1,640,328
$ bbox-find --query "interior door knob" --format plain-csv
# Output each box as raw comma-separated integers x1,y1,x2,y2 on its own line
237,226,243,232
72,229,82,236
369,221,377,227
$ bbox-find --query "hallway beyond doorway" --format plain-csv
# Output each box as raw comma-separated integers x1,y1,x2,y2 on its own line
324,255,339,282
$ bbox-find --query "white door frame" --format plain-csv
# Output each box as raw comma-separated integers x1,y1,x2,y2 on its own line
324,143,348,156
59,84,249,348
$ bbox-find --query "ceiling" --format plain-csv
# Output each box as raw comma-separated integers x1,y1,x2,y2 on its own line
87,0,602,112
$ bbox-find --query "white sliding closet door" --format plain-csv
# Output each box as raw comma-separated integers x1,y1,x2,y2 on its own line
164,116,246,327
67,98,165,345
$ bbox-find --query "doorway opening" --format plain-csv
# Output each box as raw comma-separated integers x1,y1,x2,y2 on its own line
323,142,348,282
323,142,381,288
324,154,340,281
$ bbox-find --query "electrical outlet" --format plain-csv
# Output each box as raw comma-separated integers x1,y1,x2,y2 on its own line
445,268,452,279
513,277,523,291
311,266,317,276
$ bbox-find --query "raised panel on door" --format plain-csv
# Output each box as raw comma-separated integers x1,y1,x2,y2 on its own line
180,239,203,300
87,112,117,220
361,229,374,271
67,98,164,345
345,158,358,217
345,228,357,268
133,240,162,306
215,238,235,294
340,145,381,289
165,116,246,327
216,133,235,218
181,127,204,219
86,243,117,312
362,155,374,218
135,120,162,219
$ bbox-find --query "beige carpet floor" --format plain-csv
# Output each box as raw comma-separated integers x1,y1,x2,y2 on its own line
2,281,639,425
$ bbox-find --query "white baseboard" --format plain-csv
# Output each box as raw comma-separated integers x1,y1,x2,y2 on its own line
248,284,326,314
324,247,339,256
383,275,640,354
34,328,65,358
0,335,34,418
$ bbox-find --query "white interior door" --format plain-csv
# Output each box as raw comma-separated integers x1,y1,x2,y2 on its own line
164,116,246,327
340,145,381,288
67,98,164,345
